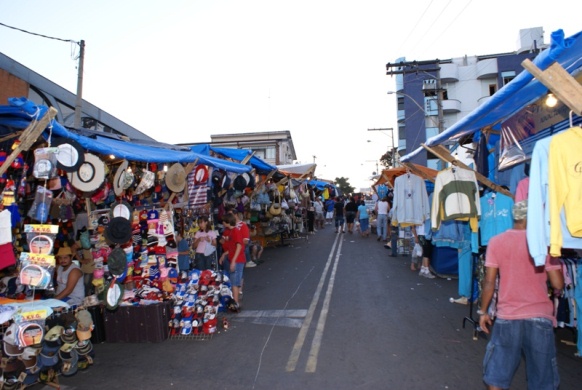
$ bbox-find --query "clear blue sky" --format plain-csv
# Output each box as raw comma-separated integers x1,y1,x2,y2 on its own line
1,0,579,189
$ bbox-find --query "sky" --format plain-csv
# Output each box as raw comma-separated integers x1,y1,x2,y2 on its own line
0,0,580,190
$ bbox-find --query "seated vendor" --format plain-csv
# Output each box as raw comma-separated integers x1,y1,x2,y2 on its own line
54,246,85,306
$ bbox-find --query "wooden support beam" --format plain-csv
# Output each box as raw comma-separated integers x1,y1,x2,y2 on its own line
240,151,255,165
402,162,435,183
252,169,277,197
423,144,514,199
522,59,582,116
0,106,57,176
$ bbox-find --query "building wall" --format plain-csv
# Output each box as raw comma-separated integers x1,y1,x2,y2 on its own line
0,69,28,104
397,48,540,169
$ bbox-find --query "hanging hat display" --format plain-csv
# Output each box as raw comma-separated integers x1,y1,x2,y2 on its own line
165,163,187,193
104,217,132,244
134,169,155,195
113,160,129,196
194,164,209,185
52,137,85,172
67,153,106,193
110,200,133,221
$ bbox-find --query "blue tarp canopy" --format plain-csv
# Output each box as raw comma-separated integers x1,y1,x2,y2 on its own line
401,28,582,162
0,99,251,173
190,144,277,174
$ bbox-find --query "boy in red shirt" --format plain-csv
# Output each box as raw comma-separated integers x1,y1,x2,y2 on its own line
218,213,244,308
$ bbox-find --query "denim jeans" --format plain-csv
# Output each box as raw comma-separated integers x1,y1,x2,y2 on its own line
376,214,388,241
483,318,559,389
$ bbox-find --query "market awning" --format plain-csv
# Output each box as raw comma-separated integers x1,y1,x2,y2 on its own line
0,99,252,173
401,28,582,162
373,164,438,188
276,163,316,179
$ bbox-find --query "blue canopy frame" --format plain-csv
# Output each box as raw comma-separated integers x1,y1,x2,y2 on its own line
401,28,582,162
0,99,252,173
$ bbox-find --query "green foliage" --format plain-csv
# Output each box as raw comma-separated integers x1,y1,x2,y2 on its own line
334,177,355,196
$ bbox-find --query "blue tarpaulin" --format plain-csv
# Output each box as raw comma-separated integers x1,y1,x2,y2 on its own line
190,144,277,174
0,99,252,173
401,28,582,162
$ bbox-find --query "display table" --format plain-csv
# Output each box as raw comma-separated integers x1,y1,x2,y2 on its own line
103,301,171,343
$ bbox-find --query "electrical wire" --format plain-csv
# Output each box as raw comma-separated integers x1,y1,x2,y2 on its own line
395,0,436,56
420,0,474,56
0,21,78,44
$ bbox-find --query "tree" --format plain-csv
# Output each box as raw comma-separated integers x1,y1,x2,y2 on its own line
334,177,355,196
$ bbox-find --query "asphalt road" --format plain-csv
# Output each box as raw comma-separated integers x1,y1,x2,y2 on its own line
52,225,582,390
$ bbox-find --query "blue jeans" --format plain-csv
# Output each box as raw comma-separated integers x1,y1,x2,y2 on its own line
376,214,388,240
483,318,559,389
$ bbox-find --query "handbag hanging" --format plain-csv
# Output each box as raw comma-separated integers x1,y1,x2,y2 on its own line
269,192,282,216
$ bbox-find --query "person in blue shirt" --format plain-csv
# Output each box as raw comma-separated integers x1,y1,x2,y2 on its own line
356,200,370,237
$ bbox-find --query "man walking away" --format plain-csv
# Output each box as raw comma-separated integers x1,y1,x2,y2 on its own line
479,200,563,390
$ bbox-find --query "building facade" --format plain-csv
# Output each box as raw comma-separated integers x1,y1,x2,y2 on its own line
209,131,297,166
0,52,154,141
388,27,546,169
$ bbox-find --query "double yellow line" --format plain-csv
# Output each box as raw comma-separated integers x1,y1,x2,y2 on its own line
286,232,344,373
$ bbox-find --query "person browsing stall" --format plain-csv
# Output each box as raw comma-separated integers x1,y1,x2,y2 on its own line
479,200,563,390
54,246,85,306
218,213,245,309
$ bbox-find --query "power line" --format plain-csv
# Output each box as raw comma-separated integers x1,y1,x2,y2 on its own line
0,21,77,44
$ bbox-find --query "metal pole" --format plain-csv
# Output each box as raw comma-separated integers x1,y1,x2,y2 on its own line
73,39,85,129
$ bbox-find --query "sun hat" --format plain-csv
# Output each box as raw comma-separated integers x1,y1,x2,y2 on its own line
194,164,209,184
59,345,79,376
134,169,155,195
104,217,133,244
107,248,127,277
67,153,106,193
3,323,25,356
165,163,187,193
44,325,63,344
113,159,129,196
75,309,94,341
105,279,123,310
20,346,41,369
56,246,73,257
75,339,93,356
52,138,85,172
110,200,133,221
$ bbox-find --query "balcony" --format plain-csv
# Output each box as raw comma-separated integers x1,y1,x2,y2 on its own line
440,63,459,83
441,99,461,113
477,58,498,79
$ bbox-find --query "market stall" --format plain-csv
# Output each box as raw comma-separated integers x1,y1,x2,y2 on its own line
399,28,582,343
0,98,265,387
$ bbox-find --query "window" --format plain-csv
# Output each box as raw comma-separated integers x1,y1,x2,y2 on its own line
488,84,497,96
265,147,276,159
425,127,439,140
501,71,516,86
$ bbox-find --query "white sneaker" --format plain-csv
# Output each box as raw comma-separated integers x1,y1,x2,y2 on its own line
245,261,257,268
420,269,435,279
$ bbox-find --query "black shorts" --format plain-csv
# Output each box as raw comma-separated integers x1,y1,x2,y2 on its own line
346,211,356,223
421,236,433,259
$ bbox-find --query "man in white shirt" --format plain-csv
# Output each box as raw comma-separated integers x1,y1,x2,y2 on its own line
375,197,390,242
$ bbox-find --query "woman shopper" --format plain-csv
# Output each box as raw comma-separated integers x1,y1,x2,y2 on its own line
193,216,218,270
356,199,370,237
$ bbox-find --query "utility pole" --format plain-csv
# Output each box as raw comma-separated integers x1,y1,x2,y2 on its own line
386,60,444,134
74,39,85,129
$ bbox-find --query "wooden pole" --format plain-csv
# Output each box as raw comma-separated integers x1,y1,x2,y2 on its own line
422,144,514,199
